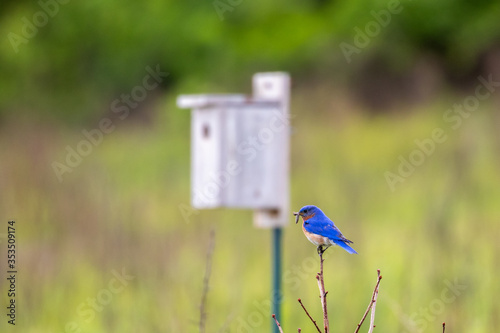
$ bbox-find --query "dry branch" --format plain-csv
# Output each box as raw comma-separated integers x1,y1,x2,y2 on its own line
316,252,329,332
354,269,382,333
272,314,285,333
298,298,322,333
199,229,216,333
367,270,381,333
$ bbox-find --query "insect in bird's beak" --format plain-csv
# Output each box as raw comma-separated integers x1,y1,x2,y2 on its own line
293,212,300,224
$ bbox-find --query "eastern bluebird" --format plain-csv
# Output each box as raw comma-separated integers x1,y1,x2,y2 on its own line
294,205,357,255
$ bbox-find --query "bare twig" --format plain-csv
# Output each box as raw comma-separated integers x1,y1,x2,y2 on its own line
354,269,382,333
367,270,381,333
199,229,216,333
316,251,329,333
298,298,322,333
272,314,285,333
442,322,446,333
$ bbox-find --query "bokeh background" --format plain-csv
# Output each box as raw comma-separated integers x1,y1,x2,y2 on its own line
1,0,500,332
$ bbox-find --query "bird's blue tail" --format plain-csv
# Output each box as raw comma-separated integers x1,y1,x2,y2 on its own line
335,240,358,254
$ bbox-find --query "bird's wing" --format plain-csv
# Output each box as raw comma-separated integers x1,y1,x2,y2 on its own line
304,218,353,243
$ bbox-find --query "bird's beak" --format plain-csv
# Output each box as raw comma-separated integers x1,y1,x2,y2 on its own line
293,212,300,224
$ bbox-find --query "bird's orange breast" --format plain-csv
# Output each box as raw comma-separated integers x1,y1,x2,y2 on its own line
302,223,332,247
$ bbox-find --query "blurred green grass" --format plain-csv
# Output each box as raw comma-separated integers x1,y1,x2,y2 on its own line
1,90,499,332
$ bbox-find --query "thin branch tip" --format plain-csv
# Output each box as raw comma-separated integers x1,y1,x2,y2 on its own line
354,269,382,333
272,314,285,333
298,295,322,333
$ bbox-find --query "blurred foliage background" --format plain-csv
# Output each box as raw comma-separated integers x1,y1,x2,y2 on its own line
2,0,500,122
1,0,500,332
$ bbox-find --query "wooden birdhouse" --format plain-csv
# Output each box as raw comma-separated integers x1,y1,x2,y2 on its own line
177,72,290,228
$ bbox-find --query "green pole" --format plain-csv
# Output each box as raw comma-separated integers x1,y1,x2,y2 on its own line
272,227,282,333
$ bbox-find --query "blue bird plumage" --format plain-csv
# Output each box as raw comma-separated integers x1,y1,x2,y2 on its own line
294,205,357,255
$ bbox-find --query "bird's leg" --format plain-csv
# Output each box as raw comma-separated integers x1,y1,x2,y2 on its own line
317,245,325,256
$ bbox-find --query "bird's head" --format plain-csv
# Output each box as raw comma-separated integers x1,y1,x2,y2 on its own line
293,205,322,224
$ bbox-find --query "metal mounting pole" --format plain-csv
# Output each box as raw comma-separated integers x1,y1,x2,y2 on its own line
272,227,282,333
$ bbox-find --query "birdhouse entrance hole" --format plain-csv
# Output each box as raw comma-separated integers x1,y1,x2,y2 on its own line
202,124,210,139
